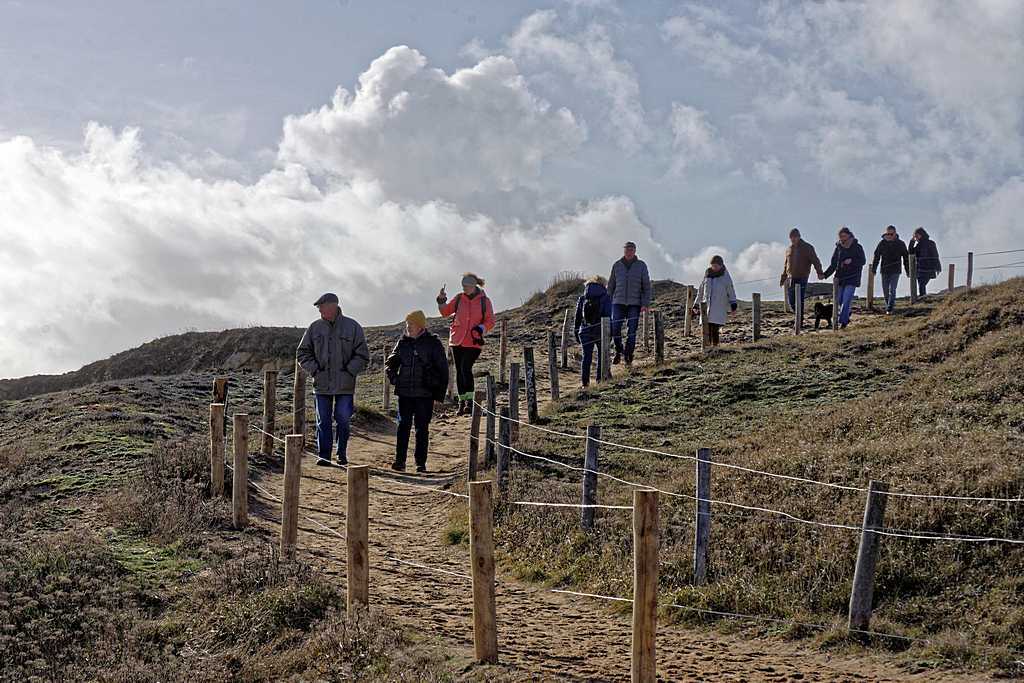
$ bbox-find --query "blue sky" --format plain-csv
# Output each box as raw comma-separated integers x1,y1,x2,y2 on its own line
1,0,1022,378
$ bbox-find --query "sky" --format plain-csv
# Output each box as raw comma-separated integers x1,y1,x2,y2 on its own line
1,0,1022,379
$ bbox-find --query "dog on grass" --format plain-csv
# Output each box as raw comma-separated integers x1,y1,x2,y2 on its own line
813,302,834,329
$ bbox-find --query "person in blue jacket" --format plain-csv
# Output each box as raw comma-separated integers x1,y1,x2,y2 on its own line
820,227,866,330
573,275,613,388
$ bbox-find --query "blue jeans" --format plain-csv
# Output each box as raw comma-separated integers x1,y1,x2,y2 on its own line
837,284,857,326
788,277,808,326
396,396,434,467
580,337,604,387
314,393,354,462
611,304,640,358
880,272,899,311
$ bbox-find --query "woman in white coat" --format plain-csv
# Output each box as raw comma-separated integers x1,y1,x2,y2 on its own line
692,255,738,346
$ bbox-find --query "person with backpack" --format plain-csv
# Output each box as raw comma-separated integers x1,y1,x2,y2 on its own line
692,255,737,346
573,275,612,388
437,273,495,415
385,310,449,473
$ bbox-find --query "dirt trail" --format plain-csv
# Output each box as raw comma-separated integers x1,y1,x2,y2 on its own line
246,393,992,683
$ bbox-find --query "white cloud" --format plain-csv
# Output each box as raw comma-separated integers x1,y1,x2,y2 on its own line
752,155,787,188
666,103,724,179
942,176,1024,261
506,10,649,152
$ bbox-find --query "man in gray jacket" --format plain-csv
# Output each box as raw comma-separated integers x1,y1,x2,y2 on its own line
296,293,370,466
607,240,651,366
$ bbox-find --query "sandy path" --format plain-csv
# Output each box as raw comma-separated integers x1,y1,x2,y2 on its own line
246,398,993,683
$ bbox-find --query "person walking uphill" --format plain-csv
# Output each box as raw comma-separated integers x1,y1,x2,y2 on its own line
385,311,449,473
779,228,824,327
296,293,370,466
871,225,909,314
574,275,612,389
692,255,737,346
908,227,941,297
820,227,866,330
607,241,651,367
437,273,495,416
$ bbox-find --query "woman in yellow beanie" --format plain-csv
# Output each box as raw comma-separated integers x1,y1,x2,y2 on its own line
385,311,449,472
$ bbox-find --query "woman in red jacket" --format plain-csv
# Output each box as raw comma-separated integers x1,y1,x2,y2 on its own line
437,273,495,415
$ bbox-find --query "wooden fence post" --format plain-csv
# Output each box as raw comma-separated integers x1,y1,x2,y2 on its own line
866,269,875,312
684,285,695,337
582,426,600,529
909,255,918,304
600,317,612,381
508,363,520,440
485,375,496,465
281,434,302,556
560,309,570,369
948,263,955,295
469,481,499,664
784,277,793,314
643,310,651,352
700,302,710,350
347,464,369,616
497,407,510,492
694,448,711,585
654,311,664,364
262,370,277,457
232,413,248,529
849,480,889,632
468,390,485,482
213,378,229,435
293,362,306,439
382,343,391,410
794,290,802,336
967,252,974,289
210,403,225,497
499,320,508,385
832,279,840,331
524,348,538,424
752,293,762,341
547,330,559,402
632,489,659,683
447,344,457,402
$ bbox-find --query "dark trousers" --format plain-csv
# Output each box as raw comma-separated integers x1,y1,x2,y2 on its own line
451,345,481,399
708,323,722,346
788,277,808,327
396,396,434,467
611,304,640,357
580,338,603,387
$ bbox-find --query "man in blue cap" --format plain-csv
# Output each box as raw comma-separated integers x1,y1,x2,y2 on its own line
296,293,370,466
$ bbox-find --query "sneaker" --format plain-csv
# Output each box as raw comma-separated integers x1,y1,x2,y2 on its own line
315,457,332,467
337,456,348,466
456,400,467,416
840,324,847,330
613,351,621,365
390,461,405,472
416,464,427,473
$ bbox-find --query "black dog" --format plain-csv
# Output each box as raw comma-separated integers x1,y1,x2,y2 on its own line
813,302,833,329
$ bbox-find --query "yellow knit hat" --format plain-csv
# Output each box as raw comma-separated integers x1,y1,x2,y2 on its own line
405,310,427,330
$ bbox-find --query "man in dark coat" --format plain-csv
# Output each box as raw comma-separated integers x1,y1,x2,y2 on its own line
385,310,449,473
870,225,910,313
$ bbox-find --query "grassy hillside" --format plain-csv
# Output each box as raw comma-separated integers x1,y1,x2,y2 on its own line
1,276,1023,679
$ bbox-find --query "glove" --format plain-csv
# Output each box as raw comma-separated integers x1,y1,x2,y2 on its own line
730,302,737,312
870,267,876,275
470,326,485,346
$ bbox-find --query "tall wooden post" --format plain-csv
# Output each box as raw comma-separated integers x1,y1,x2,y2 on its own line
210,403,225,497
582,426,600,529
849,480,890,632
909,255,918,304
784,277,793,314
524,348,538,424
947,263,955,295
262,370,277,457
967,252,974,289
232,413,249,529
499,320,508,384
632,489,659,683
642,310,651,352
381,343,391,410
508,363,520,440
469,481,499,664
497,407,511,492
700,302,710,350
832,279,840,330
347,465,369,616
547,330,559,401
468,390,484,482
752,293,762,341
866,269,875,311
447,344,457,402
293,362,306,439
694,448,711,585
560,309,570,369
485,375,497,465
281,434,303,556
600,317,612,381
794,290,802,336
213,378,229,431
684,285,695,337
653,311,664,364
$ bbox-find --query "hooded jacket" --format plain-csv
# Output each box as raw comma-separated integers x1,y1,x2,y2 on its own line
385,329,449,403
871,234,910,276
822,236,867,287
296,312,370,395
574,280,613,344
694,266,737,326
909,237,941,279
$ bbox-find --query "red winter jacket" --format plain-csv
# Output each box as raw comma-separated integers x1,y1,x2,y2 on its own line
437,289,495,348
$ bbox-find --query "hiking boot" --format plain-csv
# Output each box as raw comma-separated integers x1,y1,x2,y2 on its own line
613,351,621,365
338,455,348,466
315,457,332,467
390,461,405,472
416,464,427,473
457,400,467,416
624,355,633,367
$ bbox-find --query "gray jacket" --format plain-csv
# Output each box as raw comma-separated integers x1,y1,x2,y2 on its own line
296,313,370,395
608,257,651,308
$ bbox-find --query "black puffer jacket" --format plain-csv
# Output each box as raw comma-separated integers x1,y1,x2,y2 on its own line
385,330,449,402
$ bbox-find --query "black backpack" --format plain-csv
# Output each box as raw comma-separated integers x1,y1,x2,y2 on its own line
582,295,602,327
